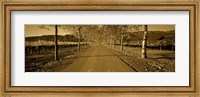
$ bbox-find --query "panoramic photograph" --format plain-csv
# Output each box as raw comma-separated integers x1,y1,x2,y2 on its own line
25,25,175,72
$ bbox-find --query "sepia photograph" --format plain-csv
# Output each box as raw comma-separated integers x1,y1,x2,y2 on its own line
25,25,175,72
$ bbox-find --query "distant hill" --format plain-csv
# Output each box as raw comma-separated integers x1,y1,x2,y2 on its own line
119,30,175,47
25,35,79,42
129,30,175,41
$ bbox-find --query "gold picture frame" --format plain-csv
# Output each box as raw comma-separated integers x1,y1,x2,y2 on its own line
0,0,199,96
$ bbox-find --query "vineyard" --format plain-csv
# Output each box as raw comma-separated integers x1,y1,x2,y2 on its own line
25,41,91,72
25,40,89,55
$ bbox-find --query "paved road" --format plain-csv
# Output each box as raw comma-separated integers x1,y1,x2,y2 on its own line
62,44,135,72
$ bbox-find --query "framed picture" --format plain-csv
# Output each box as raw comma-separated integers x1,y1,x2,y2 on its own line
1,0,199,96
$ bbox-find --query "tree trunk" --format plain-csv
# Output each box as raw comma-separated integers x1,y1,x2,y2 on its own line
142,25,148,58
54,25,58,60
78,27,81,51
113,40,115,48
85,37,87,47
160,45,162,51
121,35,124,50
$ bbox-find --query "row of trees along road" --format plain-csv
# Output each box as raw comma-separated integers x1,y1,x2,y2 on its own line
98,25,147,58
39,25,148,60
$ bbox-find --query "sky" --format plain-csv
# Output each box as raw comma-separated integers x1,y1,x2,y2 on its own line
25,25,175,37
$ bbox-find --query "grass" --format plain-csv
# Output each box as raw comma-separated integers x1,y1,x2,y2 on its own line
107,44,175,72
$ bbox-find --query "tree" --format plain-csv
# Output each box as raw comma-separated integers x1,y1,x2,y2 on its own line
78,27,81,51
104,25,119,48
142,25,148,58
63,25,84,51
39,25,59,60
119,25,128,50
121,35,125,50
54,25,58,60
100,25,141,50
81,25,97,47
